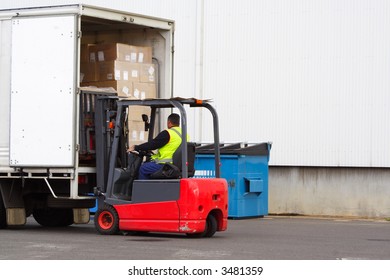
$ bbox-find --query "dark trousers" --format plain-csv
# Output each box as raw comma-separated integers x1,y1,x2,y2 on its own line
139,161,163,179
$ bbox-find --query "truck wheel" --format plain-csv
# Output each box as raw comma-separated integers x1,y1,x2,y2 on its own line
33,208,73,227
0,195,6,229
187,214,218,238
94,204,119,235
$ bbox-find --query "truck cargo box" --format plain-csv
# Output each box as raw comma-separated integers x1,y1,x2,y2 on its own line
0,4,174,227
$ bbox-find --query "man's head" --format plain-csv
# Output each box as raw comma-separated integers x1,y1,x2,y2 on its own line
167,113,180,128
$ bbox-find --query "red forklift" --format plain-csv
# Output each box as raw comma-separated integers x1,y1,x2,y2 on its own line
92,96,228,237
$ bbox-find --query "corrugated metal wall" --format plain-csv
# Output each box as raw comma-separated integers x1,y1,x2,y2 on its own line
202,0,390,167
2,0,390,167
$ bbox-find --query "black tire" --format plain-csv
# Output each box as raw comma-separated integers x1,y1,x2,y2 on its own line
0,195,6,229
187,214,218,238
94,204,119,235
33,208,74,227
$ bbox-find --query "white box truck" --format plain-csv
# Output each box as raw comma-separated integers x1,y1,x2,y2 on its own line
0,4,174,228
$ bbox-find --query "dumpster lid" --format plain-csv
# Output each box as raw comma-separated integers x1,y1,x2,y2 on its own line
195,143,224,152
196,142,271,156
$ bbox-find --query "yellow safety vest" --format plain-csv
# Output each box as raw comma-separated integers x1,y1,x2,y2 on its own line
152,127,189,164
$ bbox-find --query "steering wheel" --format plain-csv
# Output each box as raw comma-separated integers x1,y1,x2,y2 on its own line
130,150,154,161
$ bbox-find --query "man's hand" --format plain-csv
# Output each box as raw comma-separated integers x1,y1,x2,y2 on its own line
127,145,136,153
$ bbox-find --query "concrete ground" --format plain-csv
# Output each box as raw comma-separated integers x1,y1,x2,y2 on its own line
1,215,389,260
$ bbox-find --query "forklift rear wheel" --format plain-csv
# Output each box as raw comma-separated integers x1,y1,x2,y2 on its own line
94,204,119,235
187,214,217,238
0,195,7,229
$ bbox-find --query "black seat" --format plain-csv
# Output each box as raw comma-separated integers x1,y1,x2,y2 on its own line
150,142,196,179
173,142,196,177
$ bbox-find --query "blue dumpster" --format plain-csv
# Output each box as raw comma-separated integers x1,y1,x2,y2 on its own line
194,142,271,218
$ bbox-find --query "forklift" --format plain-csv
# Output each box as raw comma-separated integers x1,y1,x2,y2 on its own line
92,96,228,237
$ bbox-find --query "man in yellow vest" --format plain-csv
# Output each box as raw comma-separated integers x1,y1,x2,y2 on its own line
127,113,188,179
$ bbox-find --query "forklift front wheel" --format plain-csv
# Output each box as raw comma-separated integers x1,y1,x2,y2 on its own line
94,204,119,235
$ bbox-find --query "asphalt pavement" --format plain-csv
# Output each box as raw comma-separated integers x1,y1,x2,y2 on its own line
1,215,390,260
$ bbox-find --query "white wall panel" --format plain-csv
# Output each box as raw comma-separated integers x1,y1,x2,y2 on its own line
201,0,390,167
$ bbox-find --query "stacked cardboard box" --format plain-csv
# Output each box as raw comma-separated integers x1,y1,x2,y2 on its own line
127,106,151,145
128,119,148,146
80,43,157,99
80,42,157,146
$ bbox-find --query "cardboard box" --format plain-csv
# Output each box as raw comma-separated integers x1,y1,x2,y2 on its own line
137,46,153,63
98,61,140,82
90,43,152,63
132,82,157,99
80,62,98,82
80,44,90,63
139,64,156,83
128,105,151,121
128,120,149,145
81,80,133,98
80,44,96,62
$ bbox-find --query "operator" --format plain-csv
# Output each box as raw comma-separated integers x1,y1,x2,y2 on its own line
127,113,189,179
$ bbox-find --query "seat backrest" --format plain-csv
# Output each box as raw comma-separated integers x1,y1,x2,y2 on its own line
172,142,196,177
150,142,196,179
